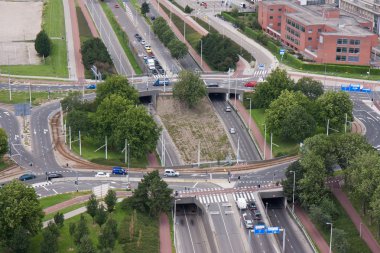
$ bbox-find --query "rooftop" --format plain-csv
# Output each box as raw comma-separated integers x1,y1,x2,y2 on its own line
262,0,375,36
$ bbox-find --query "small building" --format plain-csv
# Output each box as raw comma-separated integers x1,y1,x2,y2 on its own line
258,0,378,65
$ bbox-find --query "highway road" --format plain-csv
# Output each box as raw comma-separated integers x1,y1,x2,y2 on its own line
210,94,261,161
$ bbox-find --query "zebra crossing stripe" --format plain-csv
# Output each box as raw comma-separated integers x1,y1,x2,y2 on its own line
216,195,221,202
233,194,237,201
249,192,255,200
224,194,228,202
206,196,210,204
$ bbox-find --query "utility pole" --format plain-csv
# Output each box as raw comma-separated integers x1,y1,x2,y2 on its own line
64,121,67,144
79,130,82,156
237,137,240,164
344,113,347,133
264,124,266,160
124,139,127,164
326,119,330,136
197,141,201,167
8,72,11,101
69,126,72,150
282,228,286,253
105,136,108,160
200,39,203,68
29,83,32,108
127,143,130,170
227,68,231,101
270,133,273,159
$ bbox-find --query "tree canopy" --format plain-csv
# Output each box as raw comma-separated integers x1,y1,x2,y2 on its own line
141,2,150,15
35,30,52,57
0,181,43,249
81,38,114,77
173,70,207,108
294,77,324,100
0,128,8,157
95,75,139,105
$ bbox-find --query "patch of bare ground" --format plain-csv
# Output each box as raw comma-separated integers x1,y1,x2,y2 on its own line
156,95,232,164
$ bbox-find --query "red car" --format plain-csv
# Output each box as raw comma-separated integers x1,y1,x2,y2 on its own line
114,4,120,8
244,81,257,87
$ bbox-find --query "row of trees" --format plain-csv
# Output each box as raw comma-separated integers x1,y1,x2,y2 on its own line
153,17,187,59
62,75,160,160
173,71,207,108
282,133,373,252
196,33,239,71
0,128,8,158
251,68,353,142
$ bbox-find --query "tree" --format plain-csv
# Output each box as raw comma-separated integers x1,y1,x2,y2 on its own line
78,235,96,253
8,226,31,253
168,40,188,59
67,110,92,134
74,215,89,245
98,218,118,250
95,204,108,228
35,30,52,57
141,2,150,15
54,212,64,228
61,91,84,113
0,128,8,157
184,5,193,13
40,222,59,253
0,181,43,248
265,90,315,141
294,77,324,100
316,91,353,130
173,70,207,108
130,170,173,216
370,185,380,238
332,228,349,253
302,134,336,172
86,194,98,223
252,68,295,108
282,161,305,205
81,38,114,76
105,189,117,213
309,205,331,227
95,75,139,105
69,223,76,238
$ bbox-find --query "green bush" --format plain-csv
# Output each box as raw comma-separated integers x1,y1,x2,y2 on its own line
35,30,52,57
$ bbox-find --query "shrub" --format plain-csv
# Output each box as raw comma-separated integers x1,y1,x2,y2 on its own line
35,30,52,57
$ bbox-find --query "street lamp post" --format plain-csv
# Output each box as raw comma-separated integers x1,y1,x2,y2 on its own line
290,170,296,213
174,198,181,249
246,98,252,131
200,39,203,68
360,222,362,238
326,222,333,253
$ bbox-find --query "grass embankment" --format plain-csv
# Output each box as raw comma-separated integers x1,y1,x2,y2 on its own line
69,136,147,168
250,109,299,157
75,3,93,43
100,2,142,74
312,195,371,253
0,160,11,171
2,0,68,78
221,12,380,80
30,203,159,253
0,90,66,105
43,203,87,222
39,191,91,210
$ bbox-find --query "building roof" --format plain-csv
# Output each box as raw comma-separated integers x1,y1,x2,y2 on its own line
262,0,375,36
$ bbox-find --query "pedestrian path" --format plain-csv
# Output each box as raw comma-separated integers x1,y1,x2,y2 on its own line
251,69,268,78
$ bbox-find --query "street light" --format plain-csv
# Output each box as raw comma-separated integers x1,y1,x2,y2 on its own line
326,222,333,253
290,170,295,213
174,198,181,249
246,98,252,131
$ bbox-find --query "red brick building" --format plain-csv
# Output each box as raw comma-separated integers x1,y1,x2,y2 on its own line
258,0,378,65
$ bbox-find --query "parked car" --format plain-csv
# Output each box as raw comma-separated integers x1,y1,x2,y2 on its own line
47,173,63,180
134,33,140,38
244,81,257,87
164,169,179,177
112,167,127,175
86,84,96,89
230,128,236,134
19,173,36,181
95,172,110,178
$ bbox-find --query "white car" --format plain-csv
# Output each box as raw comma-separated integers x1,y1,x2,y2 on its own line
230,128,236,134
225,106,231,112
141,40,146,45
144,45,151,50
95,172,110,178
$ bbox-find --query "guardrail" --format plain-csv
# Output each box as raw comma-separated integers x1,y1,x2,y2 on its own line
285,204,319,253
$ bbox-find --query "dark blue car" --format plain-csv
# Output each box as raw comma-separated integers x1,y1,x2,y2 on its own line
19,174,36,181
86,84,96,89
112,167,127,175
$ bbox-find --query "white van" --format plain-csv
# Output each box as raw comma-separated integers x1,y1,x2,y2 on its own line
236,197,247,210
164,169,179,177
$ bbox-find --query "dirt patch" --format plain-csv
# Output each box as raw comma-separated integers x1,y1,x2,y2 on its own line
156,95,232,164
0,1,43,65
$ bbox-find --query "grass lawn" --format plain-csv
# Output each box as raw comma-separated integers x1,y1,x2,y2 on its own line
250,109,299,157
70,136,148,168
30,203,159,253
0,90,66,105
100,2,142,74
39,191,90,210
43,202,87,222
160,4,202,49
313,195,371,253
0,160,11,171
345,189,380,245
75,4,93,44
1,0,68,78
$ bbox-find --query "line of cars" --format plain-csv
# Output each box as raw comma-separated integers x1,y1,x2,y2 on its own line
236,197,262,229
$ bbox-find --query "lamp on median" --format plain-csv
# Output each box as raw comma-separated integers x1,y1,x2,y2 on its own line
326,222,333,253
289,170,295,213
174,198,181,250
246,98,252,132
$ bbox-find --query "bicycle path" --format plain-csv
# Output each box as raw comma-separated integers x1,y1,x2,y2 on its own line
160,213,172,253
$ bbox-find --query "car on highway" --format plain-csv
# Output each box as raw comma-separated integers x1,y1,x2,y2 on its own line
253,210,262,220
47,173,63,180
244,81,257,87
95,172,110,178
230,128,236,134
242,213,254,228
146,48,152,53
151,69,158,75
206,83,219,87
151,16,156,21
248,201,257,210
200,2,207,8
225,106,231,112
19,173,36,181
164,169,179,177
158,68,165,75
112,167,127,175
141,40,146,45
86,84,96,89
135,34,142,42
114,3,119,8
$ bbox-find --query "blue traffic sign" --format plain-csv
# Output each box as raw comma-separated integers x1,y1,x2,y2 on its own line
258,64,265,70
280,49,285,55
341,85,350,91
266,227,280,234
362,88,372,93
254,225,266,235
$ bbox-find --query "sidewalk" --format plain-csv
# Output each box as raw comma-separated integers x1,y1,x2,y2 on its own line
234,100,272,159
330,183,380,252
159,213,172,253
294,206,330,253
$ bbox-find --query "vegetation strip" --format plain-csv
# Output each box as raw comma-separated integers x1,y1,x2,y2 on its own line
100,2,142,74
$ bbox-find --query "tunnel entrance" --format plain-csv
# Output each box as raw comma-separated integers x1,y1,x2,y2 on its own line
208,93,226,101
139,95,152,104
261,197,284,210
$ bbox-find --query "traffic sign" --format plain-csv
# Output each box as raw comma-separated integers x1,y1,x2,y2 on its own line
266,226,280,234
258,64,265,70
280,49,285,55
254,225,266,235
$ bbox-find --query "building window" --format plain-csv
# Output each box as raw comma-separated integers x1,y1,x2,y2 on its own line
337,38,348,45
318,28,322,32
336,55,347,61
270,16,273,19
279,8,282,11
308,28,313,33
270,8,274,11
308,37,312,41
336,47,347,53
278,23,281,26
349,39,360,45
349,48,360,53
348,56,359,62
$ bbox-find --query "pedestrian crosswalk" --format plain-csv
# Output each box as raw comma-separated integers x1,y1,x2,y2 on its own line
197,191,256,205
252,69,268,78
153,74,169,79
